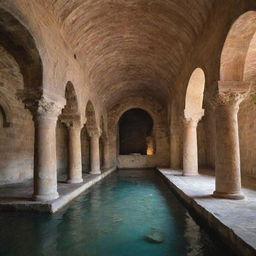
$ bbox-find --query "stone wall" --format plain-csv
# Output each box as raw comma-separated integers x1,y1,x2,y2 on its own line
108,96,170,169
0,46,34,184
239,98,256,178
81,127,90,172
56,120,68,175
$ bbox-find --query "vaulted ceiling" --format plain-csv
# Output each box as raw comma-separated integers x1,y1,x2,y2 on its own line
39,0,214,107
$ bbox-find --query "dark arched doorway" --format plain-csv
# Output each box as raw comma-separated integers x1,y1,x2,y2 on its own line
118,108,154,155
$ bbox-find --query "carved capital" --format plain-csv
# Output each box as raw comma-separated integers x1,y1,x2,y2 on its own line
17,90,63,119
37,97,62,117
88,129,102,138
184,109,204,126
210,81,251,107
60,114,83,129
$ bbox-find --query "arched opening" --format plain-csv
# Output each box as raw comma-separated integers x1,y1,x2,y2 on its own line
0,7,42,92
213,12,256,199
185,68,205,116
85,101,98,135
83,101,101,174
57,82,79,179
220,11,256,179
81,100,98,174
0,45,34,184
62,82,79,115
183,68,205,176
0,8,41,187
118,108,154,155
220,11,256,81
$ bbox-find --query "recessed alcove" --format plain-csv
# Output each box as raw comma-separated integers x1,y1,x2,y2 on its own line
118,108,154,156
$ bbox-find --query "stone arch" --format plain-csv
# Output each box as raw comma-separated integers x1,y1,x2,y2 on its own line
244,30,256,83
85,101,99,135
220,11,256,81
183,67,205,176
185,67,205,117
62,82,79,115
56,81,80,177
0,7,42,93
118,108,154,156
114,104,158,155
108,96,169,169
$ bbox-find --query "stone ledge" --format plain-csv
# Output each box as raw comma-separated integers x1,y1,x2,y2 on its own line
157,168,256,256
0,167,116,213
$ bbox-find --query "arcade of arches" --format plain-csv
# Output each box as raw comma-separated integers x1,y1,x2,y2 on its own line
1,0,256,251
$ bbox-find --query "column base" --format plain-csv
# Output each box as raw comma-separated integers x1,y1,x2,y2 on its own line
66,178,83,184
182,171,198,176
90,170,101,175
33,192,59,201
212,191,245,200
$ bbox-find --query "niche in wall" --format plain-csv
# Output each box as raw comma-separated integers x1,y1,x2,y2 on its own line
118,108,154,155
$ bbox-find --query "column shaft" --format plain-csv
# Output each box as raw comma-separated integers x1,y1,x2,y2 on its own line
213,103,244,199
67,126,83,183
34,115,59,201
90,135,101,174
183,120,198,176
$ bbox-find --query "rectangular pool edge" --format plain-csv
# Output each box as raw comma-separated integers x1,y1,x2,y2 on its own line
0,167,117,214
51,167,117,213
156,168,256,256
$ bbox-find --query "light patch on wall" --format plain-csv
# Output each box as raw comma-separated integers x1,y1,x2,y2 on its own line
146,136,154,155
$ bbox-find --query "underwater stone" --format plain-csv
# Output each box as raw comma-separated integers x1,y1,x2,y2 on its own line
144,231,165,243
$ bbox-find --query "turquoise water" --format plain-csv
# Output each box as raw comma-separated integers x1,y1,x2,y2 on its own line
0,170,232,256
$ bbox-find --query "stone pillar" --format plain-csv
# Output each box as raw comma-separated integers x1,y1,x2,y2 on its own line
89,132,101,174
183,110,204,176
213,81,251,200
33,98,62,201
64,119,83,183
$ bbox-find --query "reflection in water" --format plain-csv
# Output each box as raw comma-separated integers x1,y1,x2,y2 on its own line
0,170,232,256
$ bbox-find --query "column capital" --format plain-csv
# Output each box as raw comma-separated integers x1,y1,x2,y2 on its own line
88,129,102,138
184,109,204,126
210,81,251,107
17,90,63,119
60,114,83,129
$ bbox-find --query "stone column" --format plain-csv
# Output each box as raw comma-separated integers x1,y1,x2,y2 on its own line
213,81,251,200
33,98,62,201
89,131,101,174
183,110,204,176
64,119,83,183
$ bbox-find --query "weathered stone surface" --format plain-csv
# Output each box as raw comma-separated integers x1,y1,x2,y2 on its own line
144,230,165,243
158,169,256,256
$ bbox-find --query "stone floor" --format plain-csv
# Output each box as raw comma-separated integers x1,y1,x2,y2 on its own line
0,167,116,213
158,168,256,256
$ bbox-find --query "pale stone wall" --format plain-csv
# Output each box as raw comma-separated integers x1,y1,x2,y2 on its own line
0,46,34,184
239,98,256,178
197,119,207,167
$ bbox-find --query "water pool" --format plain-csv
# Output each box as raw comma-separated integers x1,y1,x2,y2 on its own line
0,170,232,256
